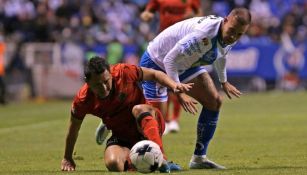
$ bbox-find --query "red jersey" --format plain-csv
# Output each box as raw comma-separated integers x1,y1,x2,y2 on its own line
145,0,201,31
72,64,146,144
0,42,5,76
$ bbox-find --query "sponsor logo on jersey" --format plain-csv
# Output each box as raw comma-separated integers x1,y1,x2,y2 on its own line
182,37,202,56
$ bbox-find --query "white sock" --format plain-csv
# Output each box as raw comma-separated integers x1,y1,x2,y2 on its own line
192,155,207,162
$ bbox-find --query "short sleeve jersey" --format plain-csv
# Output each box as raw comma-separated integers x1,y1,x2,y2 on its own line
71,64,146,143
146,0,201,31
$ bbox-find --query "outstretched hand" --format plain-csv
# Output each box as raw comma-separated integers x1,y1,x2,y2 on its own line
61,158,76,171
177,93,198,115
221,82,242,99
173,83,194,93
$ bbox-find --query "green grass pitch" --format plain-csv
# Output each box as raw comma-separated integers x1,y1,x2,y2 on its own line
0,91,306,175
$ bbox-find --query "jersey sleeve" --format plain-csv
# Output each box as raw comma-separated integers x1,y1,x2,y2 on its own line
145,0,159,12
163,46,181,82
213,56,227,83
163,31,206,82
71,85,93,120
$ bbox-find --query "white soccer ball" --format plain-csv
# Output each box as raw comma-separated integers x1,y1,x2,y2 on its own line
129,140,164,173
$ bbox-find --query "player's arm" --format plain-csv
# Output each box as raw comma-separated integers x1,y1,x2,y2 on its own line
162,32,211,114
140,0,158,22
140,67,198,114
140,67,193,94
61,113,83,171
213,57,242,99
163,32,205,82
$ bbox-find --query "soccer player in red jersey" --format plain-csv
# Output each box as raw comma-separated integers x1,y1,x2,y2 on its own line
141,0,202,32
61,56,193,172
140,0,202,133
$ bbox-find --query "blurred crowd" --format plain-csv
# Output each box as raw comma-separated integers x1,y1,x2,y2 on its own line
0,0,306,53
0,0,306,103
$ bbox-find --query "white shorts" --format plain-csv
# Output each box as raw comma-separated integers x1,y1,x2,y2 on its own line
139,51,207,102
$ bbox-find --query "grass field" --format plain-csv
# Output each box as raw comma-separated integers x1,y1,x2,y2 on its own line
0,91,307,175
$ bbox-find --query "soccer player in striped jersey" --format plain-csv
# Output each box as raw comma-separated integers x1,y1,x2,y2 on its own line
139,8,251,169
140,0,202,134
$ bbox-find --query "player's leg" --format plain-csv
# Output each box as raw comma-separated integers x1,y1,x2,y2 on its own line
0,76,6,104
104,137,133,172
139,62,169,134
167,91,181,133
164,94,171,134
139,50,168,120
180,67,225,169
149,101,169,134
132,104,165,152
169,92,181,121
132,104,181,172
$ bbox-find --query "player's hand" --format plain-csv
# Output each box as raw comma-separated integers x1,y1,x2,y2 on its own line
173,83,194,93
140,11,154,22
221,82,242,99
177,93,198,115
61,158,76,171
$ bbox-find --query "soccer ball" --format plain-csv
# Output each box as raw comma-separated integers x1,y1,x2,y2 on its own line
129,140,164,173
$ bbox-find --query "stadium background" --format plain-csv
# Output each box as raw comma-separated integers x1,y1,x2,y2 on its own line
0,1,307,175
0,0,306,102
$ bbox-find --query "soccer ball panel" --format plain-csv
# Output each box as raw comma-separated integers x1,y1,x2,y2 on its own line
129,140,163,173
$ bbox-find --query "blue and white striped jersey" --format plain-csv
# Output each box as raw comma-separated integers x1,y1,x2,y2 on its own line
147,15,235,83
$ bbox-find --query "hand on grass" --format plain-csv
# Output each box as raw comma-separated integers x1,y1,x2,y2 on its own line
61,158,76,171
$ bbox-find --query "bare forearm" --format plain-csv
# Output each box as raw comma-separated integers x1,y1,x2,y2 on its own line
64,132,78,159
153,71,177,90
64,117,82,159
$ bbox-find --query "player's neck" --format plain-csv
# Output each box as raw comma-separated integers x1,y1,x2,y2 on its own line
218,23,227,48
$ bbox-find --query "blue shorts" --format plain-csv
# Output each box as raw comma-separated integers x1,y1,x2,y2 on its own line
139,51,207,102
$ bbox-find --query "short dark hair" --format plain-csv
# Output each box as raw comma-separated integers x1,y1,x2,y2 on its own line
84,56,110,82
229,7,251,25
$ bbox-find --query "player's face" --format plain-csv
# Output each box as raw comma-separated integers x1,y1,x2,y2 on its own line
88,70,112,99
222,16,249,45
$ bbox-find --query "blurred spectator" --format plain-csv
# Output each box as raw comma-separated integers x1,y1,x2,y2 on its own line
0,30,6,104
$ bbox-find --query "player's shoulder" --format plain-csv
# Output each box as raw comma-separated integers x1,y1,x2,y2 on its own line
111,63,140,74
111,63,141,80
75,84,93,102
194,15,223,38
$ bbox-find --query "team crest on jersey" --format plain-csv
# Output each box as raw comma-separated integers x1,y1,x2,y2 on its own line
202,38,209,46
